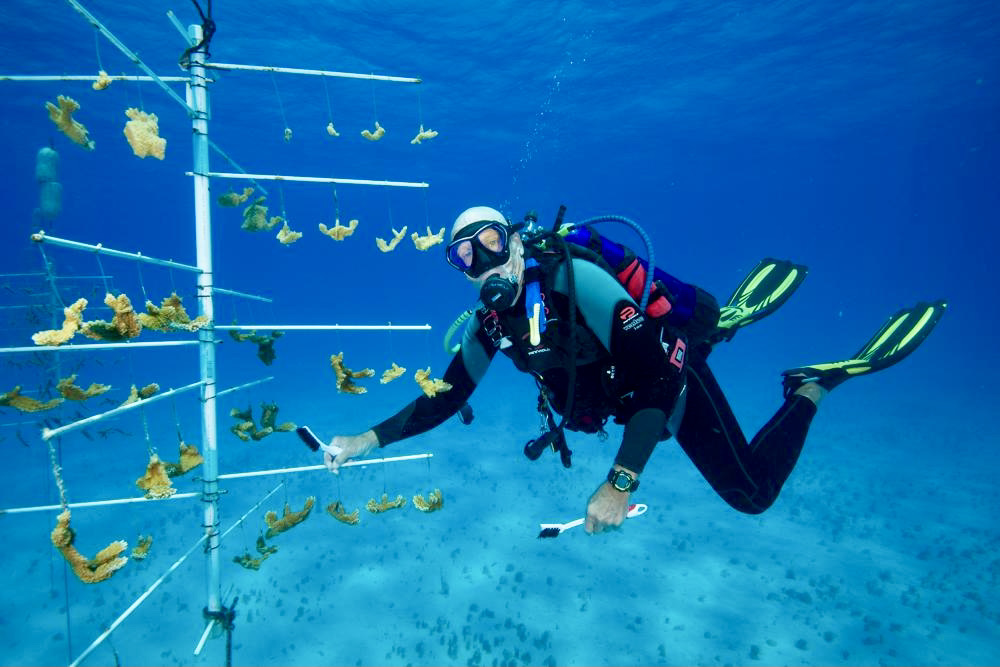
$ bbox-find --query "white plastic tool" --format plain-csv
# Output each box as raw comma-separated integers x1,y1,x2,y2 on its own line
296,425,343,458
537,502,648,538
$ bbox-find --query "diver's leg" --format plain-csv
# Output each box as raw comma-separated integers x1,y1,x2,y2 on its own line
675,349,817,513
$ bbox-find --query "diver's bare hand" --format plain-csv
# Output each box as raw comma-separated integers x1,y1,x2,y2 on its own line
324,430,379,474
584,479,631,534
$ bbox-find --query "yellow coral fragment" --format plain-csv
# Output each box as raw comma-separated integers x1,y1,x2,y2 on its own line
326,122,340,137
233,551,267,570
92,70,113,91
136,454,176,499
318,218,359,241
57,374,111,401
82,293,142,341
120,383,159,407
218,187,254,207
326,500,360,525
164,443,204,477
0,386,63,412
276,220,303,244
413,488,444,512
415,367,452,397
242,197,282,232
32,297,87,346
264,497,315,538
361,121,385,141
123,108,166,160
45,95,95,150
330,352,375,394
51,510,128,583
380,362,406,384
375,226,408,252
411,227,445,251
410,124,438,145
366,493,407,514
131,534,153,560
137,292,209,332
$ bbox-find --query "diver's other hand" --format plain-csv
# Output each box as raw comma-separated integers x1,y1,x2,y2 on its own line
584,479,630,534
325,430,379,474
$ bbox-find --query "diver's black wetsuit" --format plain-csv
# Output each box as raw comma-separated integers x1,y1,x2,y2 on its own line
372,256,817,514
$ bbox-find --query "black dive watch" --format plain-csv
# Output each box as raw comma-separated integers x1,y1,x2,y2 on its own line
608,468,639,493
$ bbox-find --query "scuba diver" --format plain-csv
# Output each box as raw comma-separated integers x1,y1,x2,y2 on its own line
318,205,946,534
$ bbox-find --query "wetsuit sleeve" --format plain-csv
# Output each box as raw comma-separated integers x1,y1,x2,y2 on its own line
371,315,496,446
555,259,679,474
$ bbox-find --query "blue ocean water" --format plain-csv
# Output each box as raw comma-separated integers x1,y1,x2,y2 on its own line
1,0,998,665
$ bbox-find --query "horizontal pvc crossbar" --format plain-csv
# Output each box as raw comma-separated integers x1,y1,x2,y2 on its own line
195,171,429,189
0,340,200,355
218,453,434,480
203,62,421,84
215,324,431,331
0,492,199,515
207,139,269,197
214,376,274,399
31,232,201,273
0,74,188,83
64,0,194,116
42,380,205,441
212,287,272,303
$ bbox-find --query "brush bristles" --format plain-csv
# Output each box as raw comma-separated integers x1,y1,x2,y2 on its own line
537,527,562,538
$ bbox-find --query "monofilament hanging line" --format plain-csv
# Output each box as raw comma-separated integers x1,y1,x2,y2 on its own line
93,249,112,296
270,70,290,135
93,25,105,72
322,74,335,125
36,244,66,309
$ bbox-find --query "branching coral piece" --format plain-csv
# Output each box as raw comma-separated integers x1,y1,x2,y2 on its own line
136,454,176,499
242,197,282,232
228,329,283,365
410,124,438,145
0,386,63,412
45,95,95,150
123,108,166,160
218,186,254,207
326,122,340,137
121,383,159,406
138,293,209,332
361,121,385,141
411,226,445,250
256,534,278,556
264,496,315,538
413,488,444,512
375,226,408,252
82,293,142,341
233,551,267,570
318,219,359,241
164,443,204,477
276,220,303,244
326,500,361,525
131,534,153,560
380,362,406,384
32,297,87,346
57,374,111,401
249,427,274,441
366,493,407,514
51,510,128,583
92,70,113,91
415,368,452,397
330,352,375,394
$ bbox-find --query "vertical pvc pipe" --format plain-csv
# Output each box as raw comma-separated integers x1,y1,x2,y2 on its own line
188,23,221,616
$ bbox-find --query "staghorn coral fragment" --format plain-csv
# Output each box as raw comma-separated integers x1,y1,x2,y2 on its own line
361,121,385,141
326,500,360,525
123,108,166,160
32,297,87,346
249,426,274,441
230,424,251,442
411,226,445,250
264,497,315,538
326,122,340,137
330,352,375,394
233,551,266,570
241,197,282,232
57,374,111,401
217,187,254,207
45,95,95,150
274,422,296,432
413,488,444,512
164,443,204,477
0,386,63,412
82,293,142,341
121,383,159,406
131,534,153,560
136,454,176,499
375,226,408,252
51,510,128,583
137,293,209,332
92,70,113,91
256,534,278,556
380,362,406,384
409,124,438,145
415,367,452,398
228,329,283,365
276,220,303,244
230,406,253,421
318,218,359,241
366,493,407,514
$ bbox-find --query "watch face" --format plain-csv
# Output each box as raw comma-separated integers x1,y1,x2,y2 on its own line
611,470,633,491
